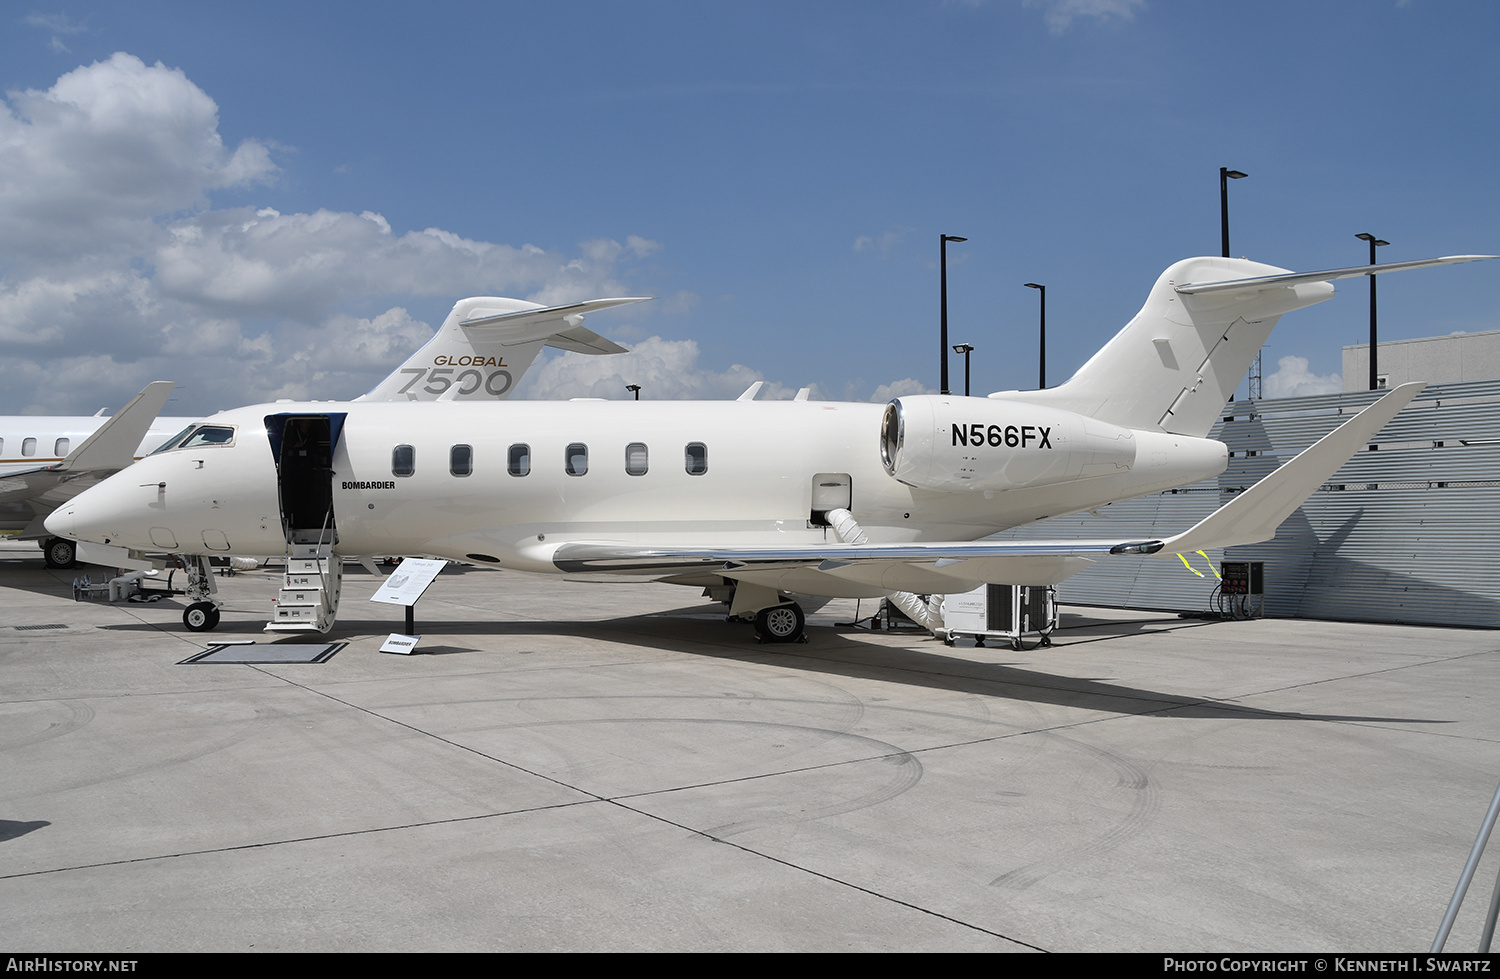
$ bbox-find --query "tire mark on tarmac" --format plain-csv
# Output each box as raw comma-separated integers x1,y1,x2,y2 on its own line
0,699,94,752
988,732,1160,892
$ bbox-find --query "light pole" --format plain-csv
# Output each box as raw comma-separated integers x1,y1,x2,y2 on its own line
1220,167,1247,258
1356,233,1389,390
626,384,641,401
1220,168,1257,397
952,343,974,396
940,234,967,395
1024,282,1046,389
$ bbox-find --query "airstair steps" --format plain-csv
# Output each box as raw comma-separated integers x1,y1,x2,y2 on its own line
266,542,342,633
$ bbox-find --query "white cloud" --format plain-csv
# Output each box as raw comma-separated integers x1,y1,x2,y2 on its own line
22,13,88,54
515,336,804,402
0,54,661,415
150,206,621,320
1023,0,1146,33
0,53,276,264
625,235,662,258
22,14,88,34
658,290,700,315
853,228,909,257
869,377,935,402
1263,355,1342,398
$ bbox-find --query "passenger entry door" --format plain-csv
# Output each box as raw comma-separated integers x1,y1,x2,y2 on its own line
264,413,346,545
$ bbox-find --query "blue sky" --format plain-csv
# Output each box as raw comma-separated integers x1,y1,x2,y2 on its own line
2,1,1497,416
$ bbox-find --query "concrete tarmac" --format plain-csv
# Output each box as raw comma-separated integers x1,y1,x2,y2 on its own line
3,541,1499,952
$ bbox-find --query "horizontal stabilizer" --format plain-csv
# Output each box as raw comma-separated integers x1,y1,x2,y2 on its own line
361,295,647,401
544,325,631,355
1159,381,1424,553
1177,255,1494,296
999,253,1489,440
459,297,648,353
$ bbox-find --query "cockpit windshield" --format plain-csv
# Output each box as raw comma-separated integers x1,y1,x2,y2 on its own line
152,424,236,453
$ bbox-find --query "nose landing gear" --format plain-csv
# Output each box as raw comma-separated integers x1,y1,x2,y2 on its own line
178,554,221,632
42,537,77,569
183,602,221,631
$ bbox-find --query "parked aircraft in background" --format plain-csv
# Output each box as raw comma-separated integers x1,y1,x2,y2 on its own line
5,295,642,566
1,384,182,567
47,255,1489,639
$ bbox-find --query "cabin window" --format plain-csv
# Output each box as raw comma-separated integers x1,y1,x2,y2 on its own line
566,442,589,476
55,438,70,456
0,438,4,454
625,442,648,476
22,438,36,457
508,443,530,477
392,444,415,477
450,444,473,477
685,442,708,475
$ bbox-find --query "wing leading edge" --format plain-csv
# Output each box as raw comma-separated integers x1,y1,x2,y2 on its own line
549,382,1422,591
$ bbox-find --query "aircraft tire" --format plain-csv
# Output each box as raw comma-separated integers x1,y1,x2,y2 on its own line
755,603,805,644
183,602,220,632
42,537,77,569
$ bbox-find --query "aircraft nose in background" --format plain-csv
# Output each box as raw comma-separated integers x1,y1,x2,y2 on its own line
42,500,74,539
42,503,74,540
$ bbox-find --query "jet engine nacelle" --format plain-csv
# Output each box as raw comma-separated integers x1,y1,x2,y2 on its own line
880,396,1137,493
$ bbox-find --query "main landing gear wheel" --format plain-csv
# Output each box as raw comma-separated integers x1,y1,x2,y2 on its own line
43,537,76,569
755,603,806,644
183,602,221,632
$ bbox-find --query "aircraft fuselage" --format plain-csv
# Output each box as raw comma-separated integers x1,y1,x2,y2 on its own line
49,397,1228,574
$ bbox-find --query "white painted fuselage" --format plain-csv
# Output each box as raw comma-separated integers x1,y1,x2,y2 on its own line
0,417,186,477
48,396,1228,580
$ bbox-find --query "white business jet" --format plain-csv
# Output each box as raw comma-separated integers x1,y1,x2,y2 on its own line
4,295,641,567
46,255,1490,639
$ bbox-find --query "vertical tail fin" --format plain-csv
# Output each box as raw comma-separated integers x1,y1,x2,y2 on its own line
1001,254,1491,438
1003,257,1332,437
359,296,647,402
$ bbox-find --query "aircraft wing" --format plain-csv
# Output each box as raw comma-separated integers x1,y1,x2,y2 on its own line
552,537,1155,572
1159,381,1422,552
56,381,175,472
551,382,1422,591
459,297,647,354
551,538,1138,594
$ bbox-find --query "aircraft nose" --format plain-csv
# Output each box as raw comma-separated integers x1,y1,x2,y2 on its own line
45,476,139,547
42,504,74,540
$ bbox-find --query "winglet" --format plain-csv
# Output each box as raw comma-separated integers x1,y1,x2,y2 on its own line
1158,382,1423,553
57,381,175,472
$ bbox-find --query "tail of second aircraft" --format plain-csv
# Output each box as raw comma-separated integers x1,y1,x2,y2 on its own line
1002,254,1491,437
359,296,648,402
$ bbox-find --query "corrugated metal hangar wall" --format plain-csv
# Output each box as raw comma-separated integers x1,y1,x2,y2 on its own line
996,378,1500,628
